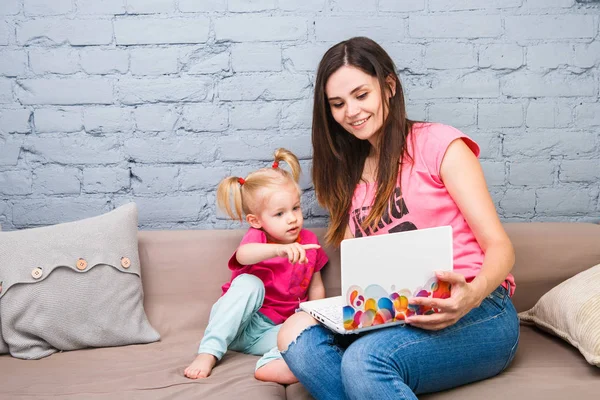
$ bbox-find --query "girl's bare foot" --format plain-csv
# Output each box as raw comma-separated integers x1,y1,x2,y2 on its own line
254,359,298,385
184,353,218,379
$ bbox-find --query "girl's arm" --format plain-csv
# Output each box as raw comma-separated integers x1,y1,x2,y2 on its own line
408,138,514,330
236,243,321,265
308,271,326,300
236,243,281,265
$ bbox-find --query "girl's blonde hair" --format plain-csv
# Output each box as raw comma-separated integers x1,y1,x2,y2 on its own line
216,148,302,221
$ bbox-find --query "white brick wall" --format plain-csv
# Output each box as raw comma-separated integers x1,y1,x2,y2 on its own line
18,19,114,45
0,0,598,230
114,17,210,45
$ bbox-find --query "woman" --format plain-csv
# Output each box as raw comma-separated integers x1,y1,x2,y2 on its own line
277,37,519,400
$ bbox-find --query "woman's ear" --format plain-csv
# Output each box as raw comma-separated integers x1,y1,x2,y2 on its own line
385,75,397,98
246,214,262,229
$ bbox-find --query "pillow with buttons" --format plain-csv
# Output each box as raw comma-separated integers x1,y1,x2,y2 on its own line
0,203,160,359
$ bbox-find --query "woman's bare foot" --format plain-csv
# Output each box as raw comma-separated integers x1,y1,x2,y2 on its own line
254,359,298,385
184,353,218,379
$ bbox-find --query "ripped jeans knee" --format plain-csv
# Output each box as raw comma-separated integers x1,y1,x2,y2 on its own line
277,311,320,353
280,323,321,356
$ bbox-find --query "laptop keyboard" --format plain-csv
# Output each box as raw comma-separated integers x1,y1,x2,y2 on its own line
317,304,343,324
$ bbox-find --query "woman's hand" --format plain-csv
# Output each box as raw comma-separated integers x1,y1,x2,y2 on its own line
276,243,321,264
405,270,486,331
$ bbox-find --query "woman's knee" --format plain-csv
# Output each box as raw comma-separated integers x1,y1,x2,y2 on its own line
277,312,319,352
341,338,413,398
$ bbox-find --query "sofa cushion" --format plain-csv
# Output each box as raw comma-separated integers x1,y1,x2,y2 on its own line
0,330,286,399
518,263,600,367
0,203,160,359
418,325,600,399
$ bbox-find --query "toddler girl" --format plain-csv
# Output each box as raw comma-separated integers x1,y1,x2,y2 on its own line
184,148,328,384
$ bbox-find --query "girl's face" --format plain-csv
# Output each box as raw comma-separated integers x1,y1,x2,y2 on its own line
250,182,304,244
325,65,387,147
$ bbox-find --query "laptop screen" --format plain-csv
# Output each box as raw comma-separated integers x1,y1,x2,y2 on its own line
340,226,453,331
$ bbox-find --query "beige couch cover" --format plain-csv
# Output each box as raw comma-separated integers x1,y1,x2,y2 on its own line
1,223,600,399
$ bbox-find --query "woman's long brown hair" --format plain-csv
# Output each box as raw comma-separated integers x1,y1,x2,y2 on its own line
312,37,415,246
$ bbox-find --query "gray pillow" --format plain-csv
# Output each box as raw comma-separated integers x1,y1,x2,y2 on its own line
0,203,160,359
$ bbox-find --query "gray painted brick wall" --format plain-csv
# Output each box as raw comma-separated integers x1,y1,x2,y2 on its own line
0,0,599,231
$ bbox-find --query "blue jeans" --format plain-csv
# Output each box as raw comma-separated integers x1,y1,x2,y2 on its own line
198,273,282,370
281,284,519,400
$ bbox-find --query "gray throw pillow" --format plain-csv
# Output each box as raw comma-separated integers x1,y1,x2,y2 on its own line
0,203,160,359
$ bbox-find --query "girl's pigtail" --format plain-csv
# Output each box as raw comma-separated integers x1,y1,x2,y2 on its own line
216,176,245,222
273,148,301,183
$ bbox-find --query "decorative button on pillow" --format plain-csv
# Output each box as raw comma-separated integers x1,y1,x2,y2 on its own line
0,203,160,360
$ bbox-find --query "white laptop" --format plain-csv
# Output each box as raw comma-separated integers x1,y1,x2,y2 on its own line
300,226,453,334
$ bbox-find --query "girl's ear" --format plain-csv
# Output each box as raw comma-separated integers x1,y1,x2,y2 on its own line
246,214,262,229
385,75,396,98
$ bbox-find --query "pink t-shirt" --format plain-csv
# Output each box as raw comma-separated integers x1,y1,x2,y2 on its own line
348,122,515,296
222,227,329,324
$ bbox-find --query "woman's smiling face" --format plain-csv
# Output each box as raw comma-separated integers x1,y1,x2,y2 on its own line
325,65,387,147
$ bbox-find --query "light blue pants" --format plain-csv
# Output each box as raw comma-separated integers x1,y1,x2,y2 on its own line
198,273,282,370
282,284,520,399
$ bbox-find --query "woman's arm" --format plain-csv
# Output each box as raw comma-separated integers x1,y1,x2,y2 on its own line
307,271,326,300
442,138,514,301
407,138,514,330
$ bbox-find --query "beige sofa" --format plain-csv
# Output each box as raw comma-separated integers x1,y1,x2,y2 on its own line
1,223,600,399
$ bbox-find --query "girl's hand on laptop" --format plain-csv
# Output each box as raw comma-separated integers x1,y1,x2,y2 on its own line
277,243,321,264
405,271,483,331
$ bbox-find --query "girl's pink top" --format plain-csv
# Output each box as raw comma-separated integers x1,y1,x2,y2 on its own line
223,227,329,324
